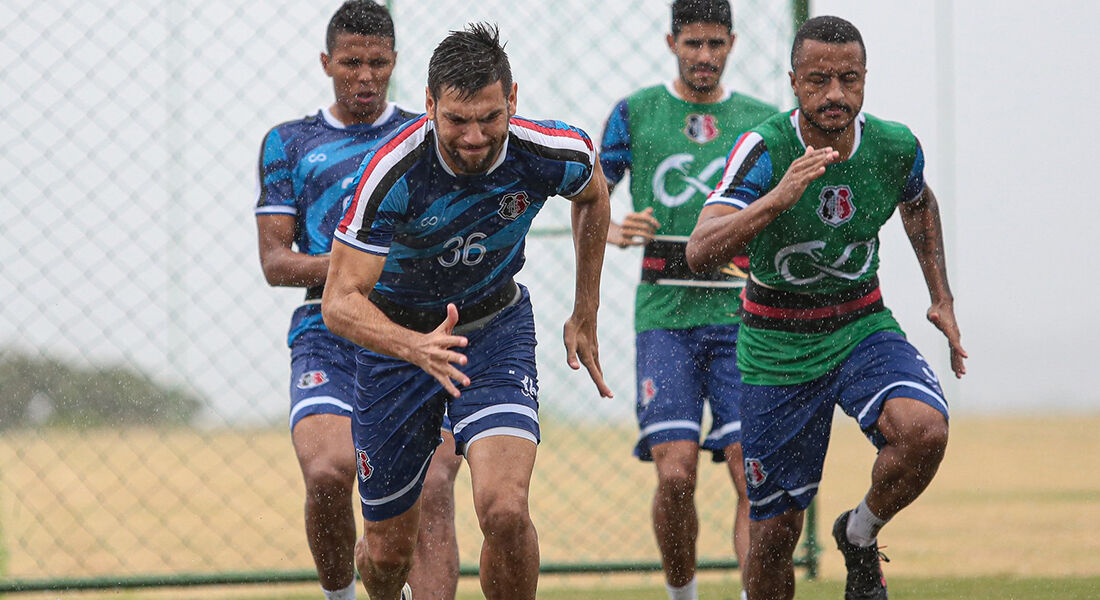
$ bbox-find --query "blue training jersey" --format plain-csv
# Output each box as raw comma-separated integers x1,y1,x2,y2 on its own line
255,104,417,345
335,115,595,309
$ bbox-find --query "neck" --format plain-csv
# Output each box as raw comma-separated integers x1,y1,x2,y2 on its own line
798,110,856,159
673,78,725,104
329,102,385,127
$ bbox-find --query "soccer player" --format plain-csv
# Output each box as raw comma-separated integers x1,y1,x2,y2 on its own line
687,15,967,600
254,3,462,599
322,23,612,600
599,1,774,599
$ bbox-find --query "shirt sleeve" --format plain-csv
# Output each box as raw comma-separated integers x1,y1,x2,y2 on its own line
598,99,632,186
253,127,298,216
899,138,926,203
704,132,773,210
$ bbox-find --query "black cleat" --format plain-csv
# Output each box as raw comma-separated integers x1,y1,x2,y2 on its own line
833,510,890,600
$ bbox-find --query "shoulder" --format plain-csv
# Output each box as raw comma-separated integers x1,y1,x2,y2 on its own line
862,113,920,156
358,116,433,184
727,92,779,116
508,116,595,160
262,111,321,143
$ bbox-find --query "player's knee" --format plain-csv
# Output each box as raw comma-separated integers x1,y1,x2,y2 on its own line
894,407,949,456
657,467,697,500
477,495,531,541
302,460,356,501
357,533,414,575
750,512,803,555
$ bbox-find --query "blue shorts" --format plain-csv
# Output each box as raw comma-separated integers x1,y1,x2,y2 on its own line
635,324,744,462
742,331,948,521
288,329,357,431
353,286,540,521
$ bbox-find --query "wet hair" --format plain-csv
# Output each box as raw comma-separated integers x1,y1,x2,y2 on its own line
671,0,733,37
427,22,512,101
791,15,866,69
325,0,395,53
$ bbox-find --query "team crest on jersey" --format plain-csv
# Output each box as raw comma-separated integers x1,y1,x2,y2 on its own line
296,370,329,389
817,185,856,226
641,378,658,408
356,448,374,481
745,458,768,487
683,114,720,144
498,191,531,220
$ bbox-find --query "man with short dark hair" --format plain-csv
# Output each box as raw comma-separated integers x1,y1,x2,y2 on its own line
254,2,462,598
323,22,612,600
688,15,966,600
599,1,774,598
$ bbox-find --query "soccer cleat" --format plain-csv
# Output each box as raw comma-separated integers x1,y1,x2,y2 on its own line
400,582,413,600
832,511,890,600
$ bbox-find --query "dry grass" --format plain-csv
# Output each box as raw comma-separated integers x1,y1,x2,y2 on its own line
1,415,1097,587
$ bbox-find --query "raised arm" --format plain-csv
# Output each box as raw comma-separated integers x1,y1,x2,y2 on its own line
255,214,330,287
322,243,471,396
898,184,967,378
686,145,839,272
563,159,614,398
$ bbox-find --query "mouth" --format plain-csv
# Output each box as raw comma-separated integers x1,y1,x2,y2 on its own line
820,105,851,118
354,92,378,105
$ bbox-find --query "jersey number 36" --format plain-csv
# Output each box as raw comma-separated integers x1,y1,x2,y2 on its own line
438,232,487,267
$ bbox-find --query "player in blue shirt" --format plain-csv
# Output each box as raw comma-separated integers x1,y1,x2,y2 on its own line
323,23,612,600
254,3,462,599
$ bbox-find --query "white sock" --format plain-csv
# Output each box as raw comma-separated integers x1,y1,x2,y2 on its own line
666,576,698,600
847,498,888,547
741,589,749,600
322,580,357,600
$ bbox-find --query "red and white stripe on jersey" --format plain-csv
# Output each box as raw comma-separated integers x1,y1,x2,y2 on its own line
334,116,430,255
509,117,596,194
705,131,766,209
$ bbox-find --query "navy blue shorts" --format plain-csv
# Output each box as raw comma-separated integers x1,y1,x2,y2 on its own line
353,286,539,521
634,324,744,462
741,331,948,521
288,329,357,431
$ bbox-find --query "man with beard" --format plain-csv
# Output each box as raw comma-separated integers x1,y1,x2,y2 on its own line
254,3,463,598
322,23,612,600
599,1,773,598
687,15,967,600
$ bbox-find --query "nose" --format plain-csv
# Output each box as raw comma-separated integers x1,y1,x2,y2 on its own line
462,124,487,147
825,78,844,101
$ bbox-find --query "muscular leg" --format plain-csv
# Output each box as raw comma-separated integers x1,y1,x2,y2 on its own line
743,510,804,600
356,500,422,600
864,397,949,522
466,435,539,600
650,440,701,588
408,430,463,600
292,414,358,592
721,441,750,568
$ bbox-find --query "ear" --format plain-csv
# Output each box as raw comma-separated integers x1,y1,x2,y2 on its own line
321,52,332,76
425,86,434,120
666,33,676,52
507,82,518,116
789,70,796,91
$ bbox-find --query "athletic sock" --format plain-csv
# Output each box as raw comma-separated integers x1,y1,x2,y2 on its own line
846,497,888,547
322,580,357,600
741,589,749,600
666,576,698,600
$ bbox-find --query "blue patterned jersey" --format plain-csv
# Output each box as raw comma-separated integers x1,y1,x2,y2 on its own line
334,115,595,309
255,104,417,345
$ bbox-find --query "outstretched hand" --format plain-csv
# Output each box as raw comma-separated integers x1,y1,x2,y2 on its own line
411,303,470,397
563,313,613,398
927,301,967,378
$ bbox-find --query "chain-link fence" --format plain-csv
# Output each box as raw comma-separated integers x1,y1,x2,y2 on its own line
0,0,811,591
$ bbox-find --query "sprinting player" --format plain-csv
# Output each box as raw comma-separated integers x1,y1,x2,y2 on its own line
599,1,774,599
322,23,613,600
254,2,462,599
686,15,967,600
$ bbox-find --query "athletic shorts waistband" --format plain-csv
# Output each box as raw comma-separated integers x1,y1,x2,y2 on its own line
368,279,520,334
740,277,884,334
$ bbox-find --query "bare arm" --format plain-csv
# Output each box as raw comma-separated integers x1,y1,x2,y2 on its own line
898,185,968,378
321,243,471,396
564,159,614,398
255,214,330,287
686,145,839,272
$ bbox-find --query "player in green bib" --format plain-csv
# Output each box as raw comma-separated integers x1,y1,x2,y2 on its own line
688,16,967,600
599,2,774,599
